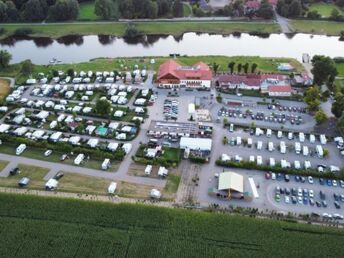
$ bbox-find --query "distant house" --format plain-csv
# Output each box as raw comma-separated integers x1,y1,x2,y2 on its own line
156,59,212,89
267,85,292,97
245,0,260,14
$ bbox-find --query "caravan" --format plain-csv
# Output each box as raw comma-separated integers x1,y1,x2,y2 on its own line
268,142,274,152
101,159,110,170
74,154,85,165
266,129,272,138
320,134,327,145
302,145,309,156
316,145,324,158
16,144,26,155
295,142,301,154
280,141,286,154
299,132,305,142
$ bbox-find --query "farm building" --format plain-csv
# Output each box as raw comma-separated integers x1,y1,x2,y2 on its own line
179,137,212,152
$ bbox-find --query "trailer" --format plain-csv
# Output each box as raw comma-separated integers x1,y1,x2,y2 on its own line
256,156,263,165
277,131,283,139
266,129,272,138
268,142,274,152
16,144,26,155
309,134,316,144
74,154,85,165
320,134,327,145
302,145,309,156
295,142,301,154
299,132,305,142
257,141,263,150
280,141,286,154
101,159,111,170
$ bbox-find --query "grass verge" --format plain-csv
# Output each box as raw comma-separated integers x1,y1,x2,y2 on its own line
291,19,344,35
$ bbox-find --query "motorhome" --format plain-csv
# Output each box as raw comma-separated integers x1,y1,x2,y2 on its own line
16,144,26,155
257,156,263,165
302,145,309,156
74,154,85,165
320,134,327,145
266,129,272,138
280,141,286,154
268,142,274,152
277,131,283,139
295,142,301,154
316,145,324,158
299,132,305,142
257,141,263,150
101,159,110,170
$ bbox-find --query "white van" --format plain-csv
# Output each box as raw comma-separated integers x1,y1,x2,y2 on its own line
299,132,305,142
288,132,293,140
309,134,316,144
316,145,324,158
257,141,263,150
280,141,286,154
236,136,242,146
302,145,309,156
277,131,283,139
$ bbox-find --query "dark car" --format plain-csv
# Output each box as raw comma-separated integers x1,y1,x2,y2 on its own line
319,178,325,185
295,175,300,182
327,179,332,186
320,190,326,200
265,172,271,180
285,188,291,195
291,196,297,204
53,172,64,180
284,174,290,182
300,176,306,183
303,197,308,205
291,188,297,196
335,201,341,209
9,167,20,176
277,173,283,181
334,193,340,201
316,201,321,207
322,200,328,207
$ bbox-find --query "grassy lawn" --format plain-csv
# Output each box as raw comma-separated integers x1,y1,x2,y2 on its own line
162,174,181,200
78,1,100,21
0,79,11,101
335,79,344,93
335,62,344,76
163,147,182,163
308,3,344,17
291,19,344,35
0,164,49,189
0,160,9,172
0,142,119,171
0,21,280,39
1,193,344,257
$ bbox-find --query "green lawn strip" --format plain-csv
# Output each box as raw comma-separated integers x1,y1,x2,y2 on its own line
0,21,280,39
0,160,9,171
0,164,49,188
0,193,344,257
307,3,344,18
78,1,100,21
290,19,344,36
335,63,344,77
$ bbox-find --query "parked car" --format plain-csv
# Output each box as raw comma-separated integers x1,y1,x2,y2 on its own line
53,172,64,180
9,167,20,176
44,149,52,157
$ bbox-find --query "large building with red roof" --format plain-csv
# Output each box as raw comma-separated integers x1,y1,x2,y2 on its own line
156,59,213,89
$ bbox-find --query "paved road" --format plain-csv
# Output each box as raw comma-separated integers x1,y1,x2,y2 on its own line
275,11,292,34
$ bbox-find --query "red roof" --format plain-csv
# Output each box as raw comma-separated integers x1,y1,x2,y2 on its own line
218,74,262,87
268,85,292,93
157,59,212,81
246,0,260,9
268,0,278,6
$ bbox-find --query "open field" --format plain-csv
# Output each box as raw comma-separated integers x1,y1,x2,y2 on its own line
308,3,344,18
291,20,344,35
0,21,280,39
0,164,49,189
1,193,344,257
336,63,344,77
78,1,100,21
0,55,304,84
0,79,11,101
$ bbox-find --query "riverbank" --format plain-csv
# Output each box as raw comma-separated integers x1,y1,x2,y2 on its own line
0,21,280,39
0,55,304,84
290,20,344,36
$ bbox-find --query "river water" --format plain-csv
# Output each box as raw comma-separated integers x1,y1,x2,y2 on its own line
1,32,343,64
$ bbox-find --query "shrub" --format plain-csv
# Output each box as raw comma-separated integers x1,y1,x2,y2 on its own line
14,28,33,36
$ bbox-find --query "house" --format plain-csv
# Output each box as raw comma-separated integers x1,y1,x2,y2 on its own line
217,74,262,90
14,127,28,136
50,132,62,142
245,0,260,14
45,178,58,190
179,137,212,151
36,111,49,120
122,143,132,154
156,59,212,89
86,125,96,135
267,85,292,97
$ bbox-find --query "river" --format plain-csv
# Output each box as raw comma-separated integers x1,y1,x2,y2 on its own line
1,32,343,64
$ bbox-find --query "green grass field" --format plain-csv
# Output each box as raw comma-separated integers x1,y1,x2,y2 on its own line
78,1,99,21
308,3,344,17
0,55,304,85
0,21,280,39
291,20,344,35
1,193,344,257
335,62,344,77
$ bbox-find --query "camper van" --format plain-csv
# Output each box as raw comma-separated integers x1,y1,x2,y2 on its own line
295,142,301,154
309,134,316,144
16,144,26,155
280,141,286,154
247,138,253,148
269,157,275,167
320,134,327,145
277,131,283,139
229,124,234,132
304,160,311,169
316,145,324,158
236,136,242,146
268,142,274,152
266,129,272,138
257,156,263,165
257,141,263,150
299,132,305,142
287,132,293,140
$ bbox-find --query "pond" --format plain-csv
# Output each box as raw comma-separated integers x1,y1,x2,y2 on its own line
1,32,343,64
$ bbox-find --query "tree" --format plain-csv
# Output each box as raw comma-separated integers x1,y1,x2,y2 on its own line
212,62,220,74
228,61,235,73
48,0,79,21
315,110,327,124
95,0,118,20
311,55,338,86
172,0,183,17
21,0,48,22
5,1,19,22
237,63,242,73
332,93,344,118
257,0,274,19
251,63,258,73
330,8,341,21
21,59,34,76
67,68,74,77
307,10,321,19
304,86,321,111
157,0,170,17
242,63,249,74
95,99,111,116
222,136,228,145
0,50,11,69
287,0,302,18
0,1,8,22
124,23,140,38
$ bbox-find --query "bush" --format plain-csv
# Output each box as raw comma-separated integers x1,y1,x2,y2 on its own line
215,159,341,179
0,28,5,35
14,28,33,36
189,155,207,164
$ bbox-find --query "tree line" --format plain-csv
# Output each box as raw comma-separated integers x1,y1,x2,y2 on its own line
0,0,79,22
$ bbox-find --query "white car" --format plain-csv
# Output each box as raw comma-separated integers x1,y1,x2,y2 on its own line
285,196,290,204
44,149,52,157
298,196,303,204
333,180,338,187
271,173,276,180
309,189,314,198
308,176,314,184
297,188,302,197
